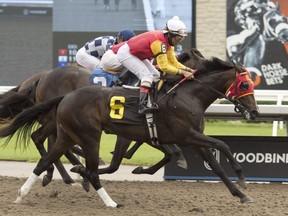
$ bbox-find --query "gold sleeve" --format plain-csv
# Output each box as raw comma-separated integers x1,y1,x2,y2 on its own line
166,47,187,70
150,42,186,75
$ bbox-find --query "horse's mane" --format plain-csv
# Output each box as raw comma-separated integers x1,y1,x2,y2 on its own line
161,53,245,87
195,57,243,76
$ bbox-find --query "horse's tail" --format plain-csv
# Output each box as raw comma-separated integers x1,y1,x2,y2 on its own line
0,82,38,121
0,95,65,149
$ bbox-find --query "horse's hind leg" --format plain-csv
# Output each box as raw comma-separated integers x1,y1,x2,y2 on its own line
32,125,76,186
98,136,132,174
46,135,76,185
196,147,253,204
63,148,91,192
15,128,72,204
30,127,57,185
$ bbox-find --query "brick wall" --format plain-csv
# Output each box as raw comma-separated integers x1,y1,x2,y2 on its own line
196,0,227,59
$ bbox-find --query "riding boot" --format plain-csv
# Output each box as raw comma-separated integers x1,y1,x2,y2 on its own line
138,86,158,115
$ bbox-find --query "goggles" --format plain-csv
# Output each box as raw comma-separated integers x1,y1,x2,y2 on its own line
174,35,184,42
169,29,188,37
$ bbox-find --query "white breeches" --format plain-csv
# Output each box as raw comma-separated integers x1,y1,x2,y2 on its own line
76,47,101,71
117,43,160,85
101,49,124,72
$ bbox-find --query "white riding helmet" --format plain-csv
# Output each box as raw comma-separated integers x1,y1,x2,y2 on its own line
163,16,188,37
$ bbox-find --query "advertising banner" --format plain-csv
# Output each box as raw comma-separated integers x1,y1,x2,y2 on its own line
226,0,288,90
164,136,288,182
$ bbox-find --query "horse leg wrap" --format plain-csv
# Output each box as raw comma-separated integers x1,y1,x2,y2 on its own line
14,173,39,203
97,187,118,207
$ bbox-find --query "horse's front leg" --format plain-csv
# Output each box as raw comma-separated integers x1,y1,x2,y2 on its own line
124,142,187,169
188,131,247,189
196,147,252,203
122,141,143,159
132,144,175,175
184,131,250,203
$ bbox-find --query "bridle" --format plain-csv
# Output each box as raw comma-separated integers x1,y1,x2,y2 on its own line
155,66,255,120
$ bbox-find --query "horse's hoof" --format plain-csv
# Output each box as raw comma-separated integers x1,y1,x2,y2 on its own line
70,182,82,188
236,179,247,189
42,175,52,187
116,204,124,208
70,165,84,173
82,181,90,192
132,166,143,174
177,159,188,170
14,196,23,204
241,196,253,204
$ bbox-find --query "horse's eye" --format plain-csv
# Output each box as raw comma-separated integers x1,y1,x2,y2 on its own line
239,81,249,91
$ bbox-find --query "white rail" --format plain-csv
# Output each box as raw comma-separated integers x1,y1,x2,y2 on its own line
1,86,287,135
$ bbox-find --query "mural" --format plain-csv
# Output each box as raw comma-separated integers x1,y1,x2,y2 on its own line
226,0,288,90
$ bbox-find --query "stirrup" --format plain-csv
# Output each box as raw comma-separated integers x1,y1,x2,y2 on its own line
138,105,158,116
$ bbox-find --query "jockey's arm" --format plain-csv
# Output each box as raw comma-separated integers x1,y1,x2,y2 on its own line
151,41,190,75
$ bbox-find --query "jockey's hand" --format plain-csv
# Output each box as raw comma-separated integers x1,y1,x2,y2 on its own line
184,67,197,75
179,69,194,79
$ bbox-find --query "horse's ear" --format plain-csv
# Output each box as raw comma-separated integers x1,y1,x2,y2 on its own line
191,48,205,58
177,52,189,62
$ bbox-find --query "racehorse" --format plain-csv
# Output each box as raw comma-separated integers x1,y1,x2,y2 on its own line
0,71,47,120
228,4,288,67
0,57,259,206
0,50,203,188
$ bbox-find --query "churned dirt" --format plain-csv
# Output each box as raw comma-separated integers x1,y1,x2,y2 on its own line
0,176,288,216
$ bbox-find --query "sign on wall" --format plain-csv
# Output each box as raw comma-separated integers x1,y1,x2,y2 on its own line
53,0,195,68
164,136,288,182
226,0,288,90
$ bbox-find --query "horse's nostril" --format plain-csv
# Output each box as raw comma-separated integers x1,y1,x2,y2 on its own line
250,110,259,120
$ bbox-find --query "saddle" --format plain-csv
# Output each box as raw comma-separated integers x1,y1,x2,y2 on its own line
108,77,178,146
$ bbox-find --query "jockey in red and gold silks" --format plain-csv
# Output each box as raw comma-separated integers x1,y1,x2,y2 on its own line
114,16,196,115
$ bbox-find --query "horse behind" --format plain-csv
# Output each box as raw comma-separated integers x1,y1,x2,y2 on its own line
0,57,259,207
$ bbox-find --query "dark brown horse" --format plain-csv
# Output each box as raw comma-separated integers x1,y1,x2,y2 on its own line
0,71,80,185
0,49,205,187
0,57,259,206
0,67,91,186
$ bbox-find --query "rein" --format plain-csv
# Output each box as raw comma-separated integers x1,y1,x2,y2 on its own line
190,76,249,116
154,68,251,118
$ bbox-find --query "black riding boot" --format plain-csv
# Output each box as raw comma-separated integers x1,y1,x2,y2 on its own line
138,87,158,115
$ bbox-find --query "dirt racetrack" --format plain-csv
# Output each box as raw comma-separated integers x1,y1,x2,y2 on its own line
0,176,287,216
